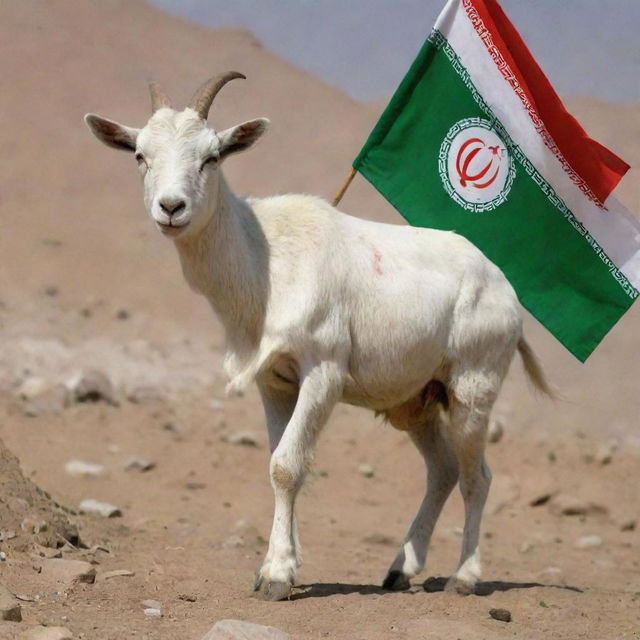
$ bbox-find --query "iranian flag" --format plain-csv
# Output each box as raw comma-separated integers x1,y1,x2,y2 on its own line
353,0,640,361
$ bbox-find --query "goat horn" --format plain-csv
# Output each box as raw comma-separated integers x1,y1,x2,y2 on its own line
189,71,246,120
149,80,171,113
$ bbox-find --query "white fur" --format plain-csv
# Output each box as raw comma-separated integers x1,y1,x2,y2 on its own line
86,98,548,599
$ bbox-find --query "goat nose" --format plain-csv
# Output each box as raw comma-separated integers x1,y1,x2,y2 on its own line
159,197,186,216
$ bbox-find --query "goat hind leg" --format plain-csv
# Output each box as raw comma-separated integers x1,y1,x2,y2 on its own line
383,415,458,590
444,394,494,595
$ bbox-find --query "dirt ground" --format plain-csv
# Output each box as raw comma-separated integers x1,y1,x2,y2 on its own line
0,1,639,639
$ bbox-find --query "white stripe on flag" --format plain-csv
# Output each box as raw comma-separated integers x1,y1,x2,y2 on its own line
434,0,640,289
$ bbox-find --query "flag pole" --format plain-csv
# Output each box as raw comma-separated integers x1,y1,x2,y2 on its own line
332,167,357,207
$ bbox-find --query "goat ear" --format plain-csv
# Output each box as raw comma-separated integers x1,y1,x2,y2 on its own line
217,118,269,160
84,114,139,152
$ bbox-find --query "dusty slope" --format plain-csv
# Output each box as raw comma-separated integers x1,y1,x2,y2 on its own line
0,1,638,639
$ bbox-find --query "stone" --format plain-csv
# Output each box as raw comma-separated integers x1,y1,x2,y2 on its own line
144,608,162,617
17,377,70,417
98,569,135,581
0,552,6,562
594,439,619,465
126,386,163,405
0,583,22,621
620,519,637,532
177,592,197,602
40,559,96,584
358,463,375,478
489,608,511,623
64,460,105,477
487,418,504,443
123,457,156,472
78,499,121,518
141,599,161,609
69,369,116,405
575,535,603,549
200,619,290,640
18,626,73,640
548,494,608,518
222,431,259,447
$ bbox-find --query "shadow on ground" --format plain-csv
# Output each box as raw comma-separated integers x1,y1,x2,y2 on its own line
291,576,583,600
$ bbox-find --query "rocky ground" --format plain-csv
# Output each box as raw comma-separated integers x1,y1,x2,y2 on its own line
0,290,639,640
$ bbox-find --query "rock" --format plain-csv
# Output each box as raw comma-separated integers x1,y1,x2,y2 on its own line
98,569,135,581
126,386,163,405
69,369,116,405
40,559,96,584
594,439,619,465
487,418,504,443
620,519,637,532
358,463,375,478
141,599,161,609
200,619,290,640
78,499,121,518
0,584,22,622
575,535,603,549
489,608,511,623
222,431,259,447
21,518,48,534
548,494,608,518
529,488,559,507
144,608,162,617
17,377,70,417
18,626,74,640
123,457,156,472
64,460,104,477
177,592,197,602
0,552,6,562
538,566,566,585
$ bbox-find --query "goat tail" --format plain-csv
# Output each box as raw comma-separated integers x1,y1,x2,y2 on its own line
517,336,556,399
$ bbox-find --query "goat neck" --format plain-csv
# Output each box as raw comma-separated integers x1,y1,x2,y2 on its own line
174,173,268,349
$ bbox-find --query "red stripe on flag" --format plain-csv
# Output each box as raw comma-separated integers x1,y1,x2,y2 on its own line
464,0,629,206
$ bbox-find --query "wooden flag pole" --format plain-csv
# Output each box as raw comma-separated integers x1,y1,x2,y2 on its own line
332,167,357,207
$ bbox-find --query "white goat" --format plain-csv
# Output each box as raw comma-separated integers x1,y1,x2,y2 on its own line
85,73,552,600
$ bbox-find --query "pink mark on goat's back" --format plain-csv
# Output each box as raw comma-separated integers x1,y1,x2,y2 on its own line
372,248,383,275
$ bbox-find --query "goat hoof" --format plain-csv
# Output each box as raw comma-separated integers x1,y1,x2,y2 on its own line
444,576,474,595
382,570,411,591
257,580,292,601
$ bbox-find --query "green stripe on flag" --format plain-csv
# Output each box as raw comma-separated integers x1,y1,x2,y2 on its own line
354,31,636,362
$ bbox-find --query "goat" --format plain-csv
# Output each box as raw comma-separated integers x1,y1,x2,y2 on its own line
85,73,553,601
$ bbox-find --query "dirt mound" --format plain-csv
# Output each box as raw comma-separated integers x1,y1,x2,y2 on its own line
0,437,79,551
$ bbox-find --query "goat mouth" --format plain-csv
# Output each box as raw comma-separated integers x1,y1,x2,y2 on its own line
157,221,189,236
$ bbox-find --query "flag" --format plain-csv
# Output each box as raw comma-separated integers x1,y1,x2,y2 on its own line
353,0,640,361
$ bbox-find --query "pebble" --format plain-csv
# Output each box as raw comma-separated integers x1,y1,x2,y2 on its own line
40,559,96,585
222,431,259,447
127,386,163,405
141,599,161,610
144,608,162,617
98,569,135,581
487,418,504,443
177,593,197,602
594,439,619,465
18,626,74,640
64,460,105,477
69,369,117,405
620,519,637,532
575,535,603,549
0,552,6,562
0,583,22,621
549,494,608,518
201,619,290,640
123,457,156,472
489,608,512,623
358,463,375,478
78,499,121,518
17,377,70,417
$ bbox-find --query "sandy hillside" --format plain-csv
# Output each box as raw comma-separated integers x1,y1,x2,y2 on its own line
0,1,638,639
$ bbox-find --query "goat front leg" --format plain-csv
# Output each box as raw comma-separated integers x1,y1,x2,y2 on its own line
255,358,344,601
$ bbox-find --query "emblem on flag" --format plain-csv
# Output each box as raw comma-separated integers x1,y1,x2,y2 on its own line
439,117,515,212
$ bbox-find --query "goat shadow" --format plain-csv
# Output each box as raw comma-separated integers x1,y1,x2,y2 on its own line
290,576,583,600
